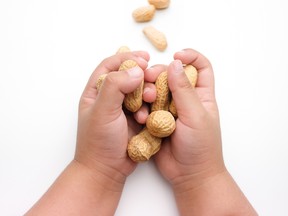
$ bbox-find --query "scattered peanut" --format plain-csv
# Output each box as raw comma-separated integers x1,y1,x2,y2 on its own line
119,59,144,112
146,110,176,138
132,5,156,22
148,0,170,9
127,127,162,161
151,71,170,112
143,26,167,51
169,64,198,117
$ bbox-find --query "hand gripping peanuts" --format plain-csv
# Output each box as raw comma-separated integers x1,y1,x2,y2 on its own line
96,48,198,162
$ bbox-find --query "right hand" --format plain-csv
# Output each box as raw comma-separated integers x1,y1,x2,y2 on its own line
150,49,226,190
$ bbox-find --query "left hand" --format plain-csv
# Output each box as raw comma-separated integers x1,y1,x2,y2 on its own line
75,51,150,182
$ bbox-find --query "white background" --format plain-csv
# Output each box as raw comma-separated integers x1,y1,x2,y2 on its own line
0,0,287,215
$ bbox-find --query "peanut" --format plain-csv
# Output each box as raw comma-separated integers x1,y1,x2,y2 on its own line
96,74,107,91
132,5,156,22
119,60,144,112
116,46,131,54
151,71,170,112
146,110,176,138
169,64,198,117
148,0,170,9
127,127,162,161
143,26,167,51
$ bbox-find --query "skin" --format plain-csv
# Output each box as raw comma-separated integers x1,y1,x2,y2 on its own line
147,49,258,215
25,51,152,215
25,49,257,216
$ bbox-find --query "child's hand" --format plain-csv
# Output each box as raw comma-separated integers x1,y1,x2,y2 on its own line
147,49,256,215
146,49,225,188
75,51,150,183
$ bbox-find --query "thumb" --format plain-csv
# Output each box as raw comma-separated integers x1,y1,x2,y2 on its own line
167,60,206,125
94,66,144,115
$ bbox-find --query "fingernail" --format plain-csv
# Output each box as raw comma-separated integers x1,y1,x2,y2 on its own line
173,60,184,73
143,86,151,94
127,66,143,78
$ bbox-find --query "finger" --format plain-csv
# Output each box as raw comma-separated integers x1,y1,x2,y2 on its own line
168,60,206,126
81,51,149,101
94,66,144,118
144,64,167,82
174,48,215,91
143,82,156,103
133,103,150,124
174,49,217,111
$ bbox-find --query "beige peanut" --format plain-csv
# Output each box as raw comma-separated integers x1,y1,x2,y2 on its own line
169,64,198,117
148,0,170,9
95,74,107,91
151,71,170,112
132,5,156,22
143,26,167,51
127,127,162,162
119,59,144,112
146,110,176,138
116,46,131,54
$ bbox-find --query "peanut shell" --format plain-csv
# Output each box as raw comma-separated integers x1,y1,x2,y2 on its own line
119,60,143,112
148,0,170,9
132,5,156,22
143,26,167,51
169,64,198,117
146,110,176,138
127,127,162,162
96,74,107,91
116,46,131,54
151,71,170,112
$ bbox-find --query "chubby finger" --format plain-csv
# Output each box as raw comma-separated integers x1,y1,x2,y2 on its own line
144,64,167,82
168,60,206,126
133,103,150,124
174,48,214,90
93,66,144,117
143,82,156,103
81,51,149,102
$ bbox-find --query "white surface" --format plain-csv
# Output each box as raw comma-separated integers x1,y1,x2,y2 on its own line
0,0,288,215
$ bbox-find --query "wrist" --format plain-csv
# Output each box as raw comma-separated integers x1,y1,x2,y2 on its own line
171,163,227,194
26,160,125,215
172,170,257,216
72,159,126,193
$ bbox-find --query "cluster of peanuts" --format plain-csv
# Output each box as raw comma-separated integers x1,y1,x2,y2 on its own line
132,0,170,51
96,46,198,162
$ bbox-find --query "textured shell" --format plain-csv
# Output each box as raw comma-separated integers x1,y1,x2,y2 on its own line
151,71,170,112
184,64,198,87
143,26,167,51
132,5,156,22
146,110,176,138
127,128,162,162
96,74,107,91
119,60,143,112
148,0,170,9
119,59,138,71
124,80,144,112
169,64,198,117
116,46,131,54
